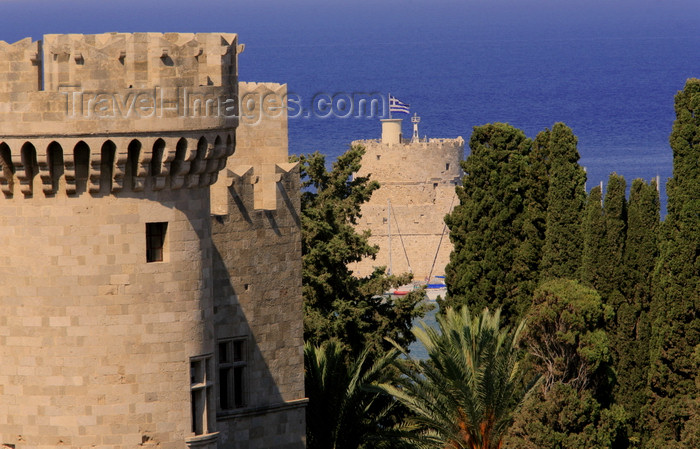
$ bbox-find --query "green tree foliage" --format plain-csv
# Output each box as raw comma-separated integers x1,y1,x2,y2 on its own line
597,175,632,440
506,383,627,449
645,79,700,449
520,279,612,393
539,123,587,280
600,173,628,297
515,128,550,298
614,179,660,440
293,147,426,357
622,179,660,305
505,279,625,448
581,185,606,288
304,341,400,449
379,307,534,449
444,123,539,321
581,175,628,296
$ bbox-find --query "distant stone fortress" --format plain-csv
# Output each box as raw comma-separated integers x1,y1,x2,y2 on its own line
0,33,305,449
351,117,464,281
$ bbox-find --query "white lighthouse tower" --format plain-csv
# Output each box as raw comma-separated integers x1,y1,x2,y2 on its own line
411,113,421,142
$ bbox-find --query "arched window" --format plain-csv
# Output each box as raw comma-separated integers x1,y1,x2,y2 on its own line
151,139,165,176
100,140,116,193
0,142,16,194
73,141,90,194
126,139,142,190
47,141,64,193
21,142,39,195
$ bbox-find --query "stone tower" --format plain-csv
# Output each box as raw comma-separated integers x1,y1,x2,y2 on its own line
0,33,305,449
351,118,464,281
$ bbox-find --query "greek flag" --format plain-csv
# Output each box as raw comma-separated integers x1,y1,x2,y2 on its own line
389,95,410,114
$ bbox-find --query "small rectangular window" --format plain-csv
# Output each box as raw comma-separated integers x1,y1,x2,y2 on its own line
218,338,247,410
446,163,450,170
146,222,167,262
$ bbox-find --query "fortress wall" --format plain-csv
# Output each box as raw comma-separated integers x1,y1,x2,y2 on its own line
211,82,288,215
0,33,306,449
354,138,463,183
0,33,238,135
0,33,237,93
235,82,288,165
211,81,305,448
0,33,242,449
350,137,464,280
0,188,215,449
41,33,237,92
0,133,233,199
211,169,305,449
0,38,41,94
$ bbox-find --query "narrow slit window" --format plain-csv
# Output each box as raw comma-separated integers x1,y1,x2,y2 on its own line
190,355,213,436
146,222,167,262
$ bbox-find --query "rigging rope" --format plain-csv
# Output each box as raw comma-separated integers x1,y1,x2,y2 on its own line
428,192,457,282
389,202,413,273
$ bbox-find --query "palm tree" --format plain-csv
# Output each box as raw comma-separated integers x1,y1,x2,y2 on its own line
379,307,536,449
304,340,402,449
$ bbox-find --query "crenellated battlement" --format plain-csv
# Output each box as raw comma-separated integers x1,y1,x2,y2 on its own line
0,33,243,198
209,81,291,213
0,33,239,93
0,33,240,136
353,136,465,185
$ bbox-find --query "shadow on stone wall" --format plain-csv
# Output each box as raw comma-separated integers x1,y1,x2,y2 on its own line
210,168,306,449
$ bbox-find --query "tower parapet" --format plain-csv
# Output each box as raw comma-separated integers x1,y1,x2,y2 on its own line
0,33,240,199
351,121,464,280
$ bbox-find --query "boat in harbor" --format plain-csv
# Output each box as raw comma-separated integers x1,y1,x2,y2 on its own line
389,276,446,300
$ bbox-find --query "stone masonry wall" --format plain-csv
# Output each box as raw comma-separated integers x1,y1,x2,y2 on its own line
350,137,464,280
0,188,216,449
211,81,306,449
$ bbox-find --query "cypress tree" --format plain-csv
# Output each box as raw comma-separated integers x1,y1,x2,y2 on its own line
622,179,660,306
645,79,700,448
540,123,587,279
444,123,536,321
581,185,606,288
587,175,629,420
614,179,659,441
600,173,628,298
513,127,550,303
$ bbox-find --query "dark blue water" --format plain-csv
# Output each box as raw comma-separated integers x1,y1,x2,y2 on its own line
408,303,438,360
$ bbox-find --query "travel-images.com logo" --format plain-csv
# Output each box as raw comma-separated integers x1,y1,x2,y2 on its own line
59,86,397,125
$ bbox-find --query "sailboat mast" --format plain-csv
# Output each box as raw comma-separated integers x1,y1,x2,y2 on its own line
388,92,392,119
387,198,392,275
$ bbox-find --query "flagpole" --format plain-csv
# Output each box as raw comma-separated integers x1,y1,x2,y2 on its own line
388,92,392,119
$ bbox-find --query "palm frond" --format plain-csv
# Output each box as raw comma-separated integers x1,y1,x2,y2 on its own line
377,307,537,449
